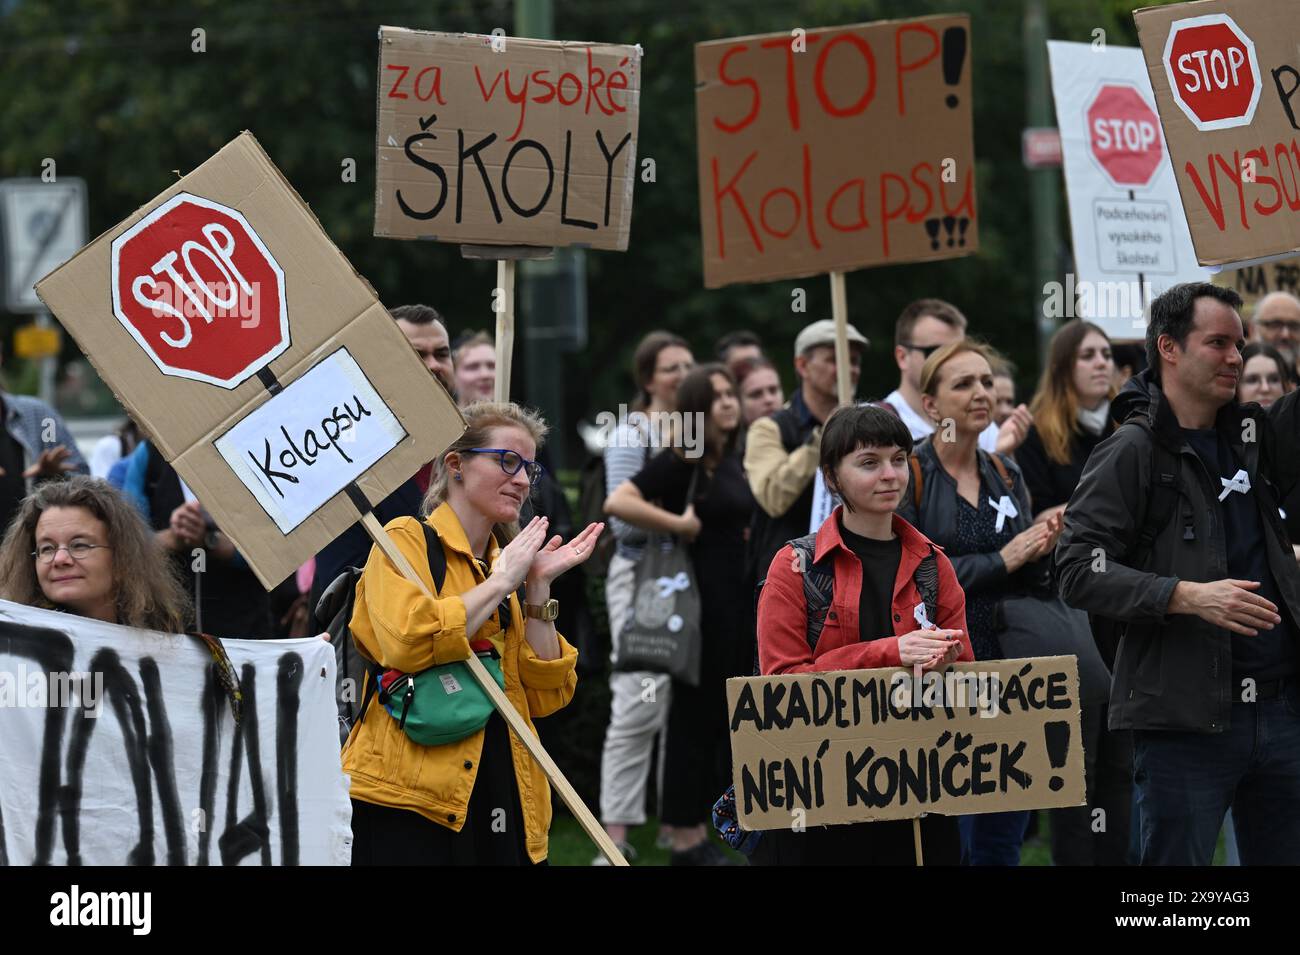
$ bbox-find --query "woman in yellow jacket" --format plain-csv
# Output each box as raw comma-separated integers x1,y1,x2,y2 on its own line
343,402,603,865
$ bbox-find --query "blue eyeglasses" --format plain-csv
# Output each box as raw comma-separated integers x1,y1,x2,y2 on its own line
465,448,545,485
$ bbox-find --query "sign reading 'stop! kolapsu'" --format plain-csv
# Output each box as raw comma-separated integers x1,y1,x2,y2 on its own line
375,27,642,250
35,133,463,589
695,15,979,289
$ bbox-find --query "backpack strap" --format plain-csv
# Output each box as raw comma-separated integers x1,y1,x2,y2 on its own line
988,452,1013,492
789,533,836,652
1130,425,1188,569
909,455,924,510
418,521,449,593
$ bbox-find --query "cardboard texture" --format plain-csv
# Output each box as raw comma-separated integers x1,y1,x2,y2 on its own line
1047,41,1211,339
727,657,1086,830
1214,254,1300,314
694,15,978,289
35,132,464,589
1135,0,1300,266
375,27,641,250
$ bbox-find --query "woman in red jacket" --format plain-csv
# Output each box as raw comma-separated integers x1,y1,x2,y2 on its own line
752,404,973,865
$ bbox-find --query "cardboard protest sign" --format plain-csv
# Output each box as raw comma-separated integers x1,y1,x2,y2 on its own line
1048,41,1211,338
727,657,1085,830
1135,0,1300,267
0,599,351,865
1214,254,1300,313
695,15,978,289
375,27,641,250
35,133,463,588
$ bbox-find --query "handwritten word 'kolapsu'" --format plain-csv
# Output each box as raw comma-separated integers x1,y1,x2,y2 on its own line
396,119,632,232
249,394,372,497
729,666,1071,734
704,23,975,260
0,620,302,866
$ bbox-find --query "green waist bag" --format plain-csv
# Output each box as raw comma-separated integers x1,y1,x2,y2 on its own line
371,646,505,747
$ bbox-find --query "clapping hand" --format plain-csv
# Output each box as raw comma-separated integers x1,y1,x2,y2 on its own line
492,516,607,590
0,445,78,479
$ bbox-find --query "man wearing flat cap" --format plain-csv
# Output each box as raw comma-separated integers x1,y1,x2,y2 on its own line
744,317,868,585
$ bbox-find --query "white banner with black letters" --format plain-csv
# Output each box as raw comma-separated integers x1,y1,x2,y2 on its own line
0,599,351,865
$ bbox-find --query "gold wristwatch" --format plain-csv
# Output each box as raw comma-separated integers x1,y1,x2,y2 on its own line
524,598,560,622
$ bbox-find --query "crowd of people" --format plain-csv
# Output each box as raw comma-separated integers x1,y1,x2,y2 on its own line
3,282,1300,866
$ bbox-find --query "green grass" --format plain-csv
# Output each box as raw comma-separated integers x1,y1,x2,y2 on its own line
546,810,1228,866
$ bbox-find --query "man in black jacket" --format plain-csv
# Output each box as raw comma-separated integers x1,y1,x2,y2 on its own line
1056,282,1300,865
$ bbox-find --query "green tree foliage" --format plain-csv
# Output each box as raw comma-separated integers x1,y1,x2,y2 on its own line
1,0,1161,452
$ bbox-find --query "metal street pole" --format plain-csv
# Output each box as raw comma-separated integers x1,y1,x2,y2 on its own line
1025,0,1061,366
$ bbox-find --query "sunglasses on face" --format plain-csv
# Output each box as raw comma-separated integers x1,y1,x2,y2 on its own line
901,342,943,359
464,448,545,485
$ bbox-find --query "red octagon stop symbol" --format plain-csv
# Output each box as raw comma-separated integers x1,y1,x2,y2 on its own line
1086,84,1164,189
110,193,289,388
1162,13,1261,132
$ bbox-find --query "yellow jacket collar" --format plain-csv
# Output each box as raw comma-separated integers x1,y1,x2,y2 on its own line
428,501,502,564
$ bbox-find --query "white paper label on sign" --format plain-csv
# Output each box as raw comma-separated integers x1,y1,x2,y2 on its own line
214,347,407,533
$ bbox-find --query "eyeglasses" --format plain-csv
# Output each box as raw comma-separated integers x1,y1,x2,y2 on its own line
901,343,944,359
1256,319,1300,335
465,448,545,485
33,541,111,564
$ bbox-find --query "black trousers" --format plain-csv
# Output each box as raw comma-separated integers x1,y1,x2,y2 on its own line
1048,699,1133,866
350,713,544,866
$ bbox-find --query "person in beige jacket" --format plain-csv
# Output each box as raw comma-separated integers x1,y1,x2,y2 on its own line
744,319,867,582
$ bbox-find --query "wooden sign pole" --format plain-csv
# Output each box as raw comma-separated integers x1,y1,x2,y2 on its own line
829,270,852,406
460,245,553,404
495,259,516,403
358,512,628,866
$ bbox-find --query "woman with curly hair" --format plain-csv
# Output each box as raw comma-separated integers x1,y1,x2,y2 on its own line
0,475,190,633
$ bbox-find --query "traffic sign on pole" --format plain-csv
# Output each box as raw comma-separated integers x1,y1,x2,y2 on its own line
0,178,87,313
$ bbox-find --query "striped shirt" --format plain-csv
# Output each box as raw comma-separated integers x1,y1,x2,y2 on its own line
604,421,660,561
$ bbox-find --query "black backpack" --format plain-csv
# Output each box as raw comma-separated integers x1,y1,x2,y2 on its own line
315,521,515,747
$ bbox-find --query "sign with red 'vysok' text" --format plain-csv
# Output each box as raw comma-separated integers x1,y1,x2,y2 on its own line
111,193,289,389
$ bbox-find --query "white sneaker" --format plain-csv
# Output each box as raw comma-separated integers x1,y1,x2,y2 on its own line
592,840,637,866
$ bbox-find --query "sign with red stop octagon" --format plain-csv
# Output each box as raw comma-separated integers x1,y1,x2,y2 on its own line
1086,83,1163,189
1161,13,1260,131
110,193,289,388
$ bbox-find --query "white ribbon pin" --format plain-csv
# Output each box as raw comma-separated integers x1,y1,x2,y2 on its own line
990,494,1018,533
655,572,691,599
1219,469,1250,502
914,601,935,631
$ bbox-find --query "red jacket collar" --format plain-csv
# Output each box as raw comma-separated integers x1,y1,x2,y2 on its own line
813,506,932,564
